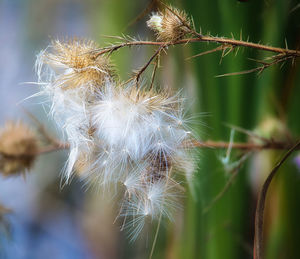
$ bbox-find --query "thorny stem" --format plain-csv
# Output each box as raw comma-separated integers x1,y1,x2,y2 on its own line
95,36,300,58
191,139,300,151
135,44,165,84
93,34,300,78
0,143,68,159
254,140,300,259
1,139,298,160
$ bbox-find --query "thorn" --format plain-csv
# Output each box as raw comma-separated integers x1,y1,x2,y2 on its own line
289,3,300,14
247,57,269,65
223,123,270,142
215,66,264,78
185,45,225,60
285,38,288,50
279,61,286,69
234,47,240,57
257,66,266,76
221,46,227,58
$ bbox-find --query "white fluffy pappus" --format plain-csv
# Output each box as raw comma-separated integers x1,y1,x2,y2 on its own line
119,176,183,241
33,81,94,181
91,82,194,164
34,39,112,181
88,81,198,240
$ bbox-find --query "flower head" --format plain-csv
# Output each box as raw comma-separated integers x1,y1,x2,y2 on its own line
0,121,38,176
33,35,199,241
147,6,191,41
36,38,114,94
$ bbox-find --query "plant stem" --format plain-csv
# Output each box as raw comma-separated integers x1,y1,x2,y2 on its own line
191,140,300,151
253,140,300,259
1,139,298,159
95,35,300,57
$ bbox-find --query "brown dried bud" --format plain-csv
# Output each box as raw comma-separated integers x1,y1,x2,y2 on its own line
0,121,38,176
147,6,191,41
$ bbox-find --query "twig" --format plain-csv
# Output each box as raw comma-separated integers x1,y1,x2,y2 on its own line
23,108,62,147
223,123,270,143
1,139,297,161
92,34,300,78
150,56,159,90
94,36,300,58
134,44,165,85
0,143,69,159
253,140,300,259
37,143,69,155
191,140,299,151
34,139,300,154
185,45,227,60
216,54,295,77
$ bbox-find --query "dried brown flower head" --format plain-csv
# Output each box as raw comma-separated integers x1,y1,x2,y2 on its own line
0,121,38,176
147,6,191,41
39,38,114,92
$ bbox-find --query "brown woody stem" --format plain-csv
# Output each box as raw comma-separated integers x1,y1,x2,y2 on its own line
36,139,300,156
1,139,298,159
190,140,300,151
95,36,300,58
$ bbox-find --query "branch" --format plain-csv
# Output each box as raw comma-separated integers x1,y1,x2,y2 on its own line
36,139,300,156
1,139,298,160
94,36,300,59
134,44,165,84
253,140,300,259
190,139,300,151
92,34,300,78
0,143,69,159
37,143,69,155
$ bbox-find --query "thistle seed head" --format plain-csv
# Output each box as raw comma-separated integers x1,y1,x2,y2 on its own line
147,6,191,41
33,33,198,240
37,38,114,93
0,121,38,176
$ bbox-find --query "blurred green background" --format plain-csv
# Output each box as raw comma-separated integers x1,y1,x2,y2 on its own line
0,0,300,258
